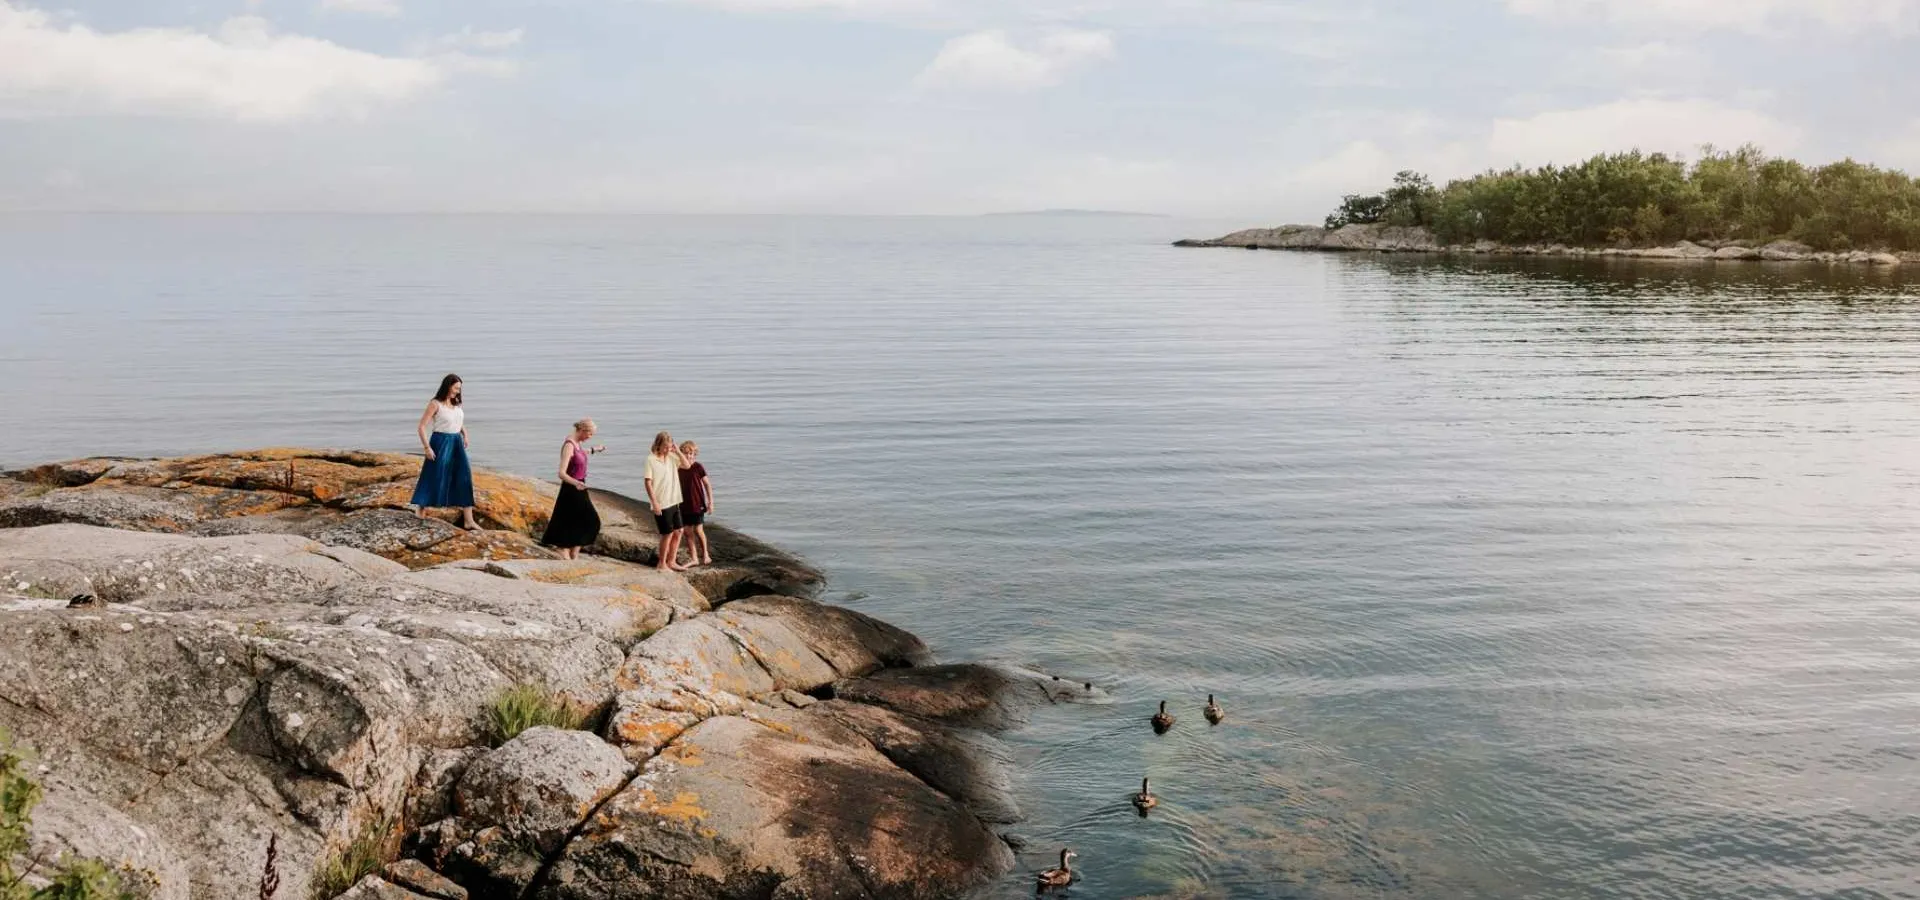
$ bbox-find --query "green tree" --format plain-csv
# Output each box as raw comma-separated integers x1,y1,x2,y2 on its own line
1328,146,1920,251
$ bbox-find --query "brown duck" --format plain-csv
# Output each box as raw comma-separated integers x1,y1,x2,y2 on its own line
1151,700,1175,734
1132,777,1158,815
1204,694,1224,725
1036,848,1077,891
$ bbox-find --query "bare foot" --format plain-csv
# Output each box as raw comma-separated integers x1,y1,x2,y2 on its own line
668,563,691,572
700,557,714,566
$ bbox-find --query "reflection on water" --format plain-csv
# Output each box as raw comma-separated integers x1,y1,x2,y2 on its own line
2,216,1918,898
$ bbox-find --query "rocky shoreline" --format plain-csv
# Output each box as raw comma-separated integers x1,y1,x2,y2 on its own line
1175,223,1920,265
0,448,1096,899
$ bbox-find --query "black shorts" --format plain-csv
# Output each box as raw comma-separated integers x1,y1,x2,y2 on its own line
653,504,684,535
682,509,705,527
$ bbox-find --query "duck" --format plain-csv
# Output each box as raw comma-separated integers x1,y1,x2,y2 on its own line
1035,848,1077,891
1151,700,1175,734
1132,777,1158,814
66,594,103,609
1204,694,1224,725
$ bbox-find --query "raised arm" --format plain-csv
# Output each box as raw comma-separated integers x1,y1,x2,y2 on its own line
417,401,438,460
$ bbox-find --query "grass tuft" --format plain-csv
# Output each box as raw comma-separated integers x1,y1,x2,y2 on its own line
308,816,398,900
485,683,592,748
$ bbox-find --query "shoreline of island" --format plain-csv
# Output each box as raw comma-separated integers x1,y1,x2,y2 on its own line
1174,223,1919,265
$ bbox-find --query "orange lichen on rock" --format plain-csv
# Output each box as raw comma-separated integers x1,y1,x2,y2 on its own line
613,713,695,750
638,790,707,823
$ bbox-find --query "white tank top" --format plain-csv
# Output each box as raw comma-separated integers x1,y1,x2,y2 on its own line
431,401,464,434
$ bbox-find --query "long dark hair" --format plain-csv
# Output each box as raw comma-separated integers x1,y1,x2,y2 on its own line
434,373,463,406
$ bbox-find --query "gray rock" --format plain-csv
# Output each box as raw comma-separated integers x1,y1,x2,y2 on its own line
338,875,438,900
478,557,703,611
0,524,402,603
536,713,1013,900
382,859,469,900
1759,239,1814,260
409,748,488,825
23,788,194,900
811,700,1022,824
726,594,930,671
301,509,466,556
0,485,217,531
1,450,1033,900
1713,245,1761,260
456,727,632,855
1868,252,1902,265
588,488,826,601
381,567,671,647
834,663,1106,731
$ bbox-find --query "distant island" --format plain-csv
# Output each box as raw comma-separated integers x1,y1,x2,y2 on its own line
988,208,1167,218
1178,146,1920,264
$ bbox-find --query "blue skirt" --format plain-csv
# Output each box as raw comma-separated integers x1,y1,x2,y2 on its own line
411,432,475,508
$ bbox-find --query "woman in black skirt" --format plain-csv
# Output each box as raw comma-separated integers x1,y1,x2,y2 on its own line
542,418,604,559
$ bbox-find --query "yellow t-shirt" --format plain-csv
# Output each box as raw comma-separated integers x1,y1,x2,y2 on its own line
645,452,683,508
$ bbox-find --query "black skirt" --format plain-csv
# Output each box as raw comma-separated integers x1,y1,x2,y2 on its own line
542,483,601,548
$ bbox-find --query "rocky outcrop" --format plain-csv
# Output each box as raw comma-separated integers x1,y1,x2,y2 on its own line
0,450,1083,900
0,448,823,602
1176,223,1915,264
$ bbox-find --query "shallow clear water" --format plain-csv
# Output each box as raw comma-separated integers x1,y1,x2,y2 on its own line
3,214,1918,899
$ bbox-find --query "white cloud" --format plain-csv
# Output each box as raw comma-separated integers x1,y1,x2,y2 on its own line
319,0,402,17
1486,98,1801,165
915,29,1114,91
423,27,524,53
1506,0,1920,32
1874,121,1920,173
0,2,511,122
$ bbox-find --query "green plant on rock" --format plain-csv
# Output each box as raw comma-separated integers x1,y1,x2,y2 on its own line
485,683,592,747
0,732,138,900
307,816,397,900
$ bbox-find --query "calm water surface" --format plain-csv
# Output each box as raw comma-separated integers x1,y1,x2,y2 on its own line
2,215,1918,899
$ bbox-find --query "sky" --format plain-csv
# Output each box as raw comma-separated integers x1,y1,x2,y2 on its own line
1,0,1918,217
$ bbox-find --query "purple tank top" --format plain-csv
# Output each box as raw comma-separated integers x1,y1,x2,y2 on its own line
566,443,588,482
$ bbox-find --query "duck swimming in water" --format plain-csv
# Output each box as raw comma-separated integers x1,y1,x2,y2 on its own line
1132,777,1158,815
1036,848,1077,891
1151,700,1175,734
1204,694,1224,725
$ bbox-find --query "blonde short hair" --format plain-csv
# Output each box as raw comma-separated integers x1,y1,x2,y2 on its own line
679,441,697,454
573,418,596,433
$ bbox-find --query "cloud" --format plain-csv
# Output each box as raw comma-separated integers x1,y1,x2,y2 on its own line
1874,120,1920,173
661,0,930,10
0,2,511,122
423,27,524,53
1505,0,1920,32
1281,97,1804,214
319,0,402,17
1486,98,1801,165
915,29,1114,91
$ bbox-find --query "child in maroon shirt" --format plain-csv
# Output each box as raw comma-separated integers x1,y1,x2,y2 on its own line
678,441,714,566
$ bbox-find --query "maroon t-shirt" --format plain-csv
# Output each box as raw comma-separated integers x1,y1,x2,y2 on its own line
679,463,710,514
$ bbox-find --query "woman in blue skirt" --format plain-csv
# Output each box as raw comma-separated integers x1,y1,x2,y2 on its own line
412,373,479,529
